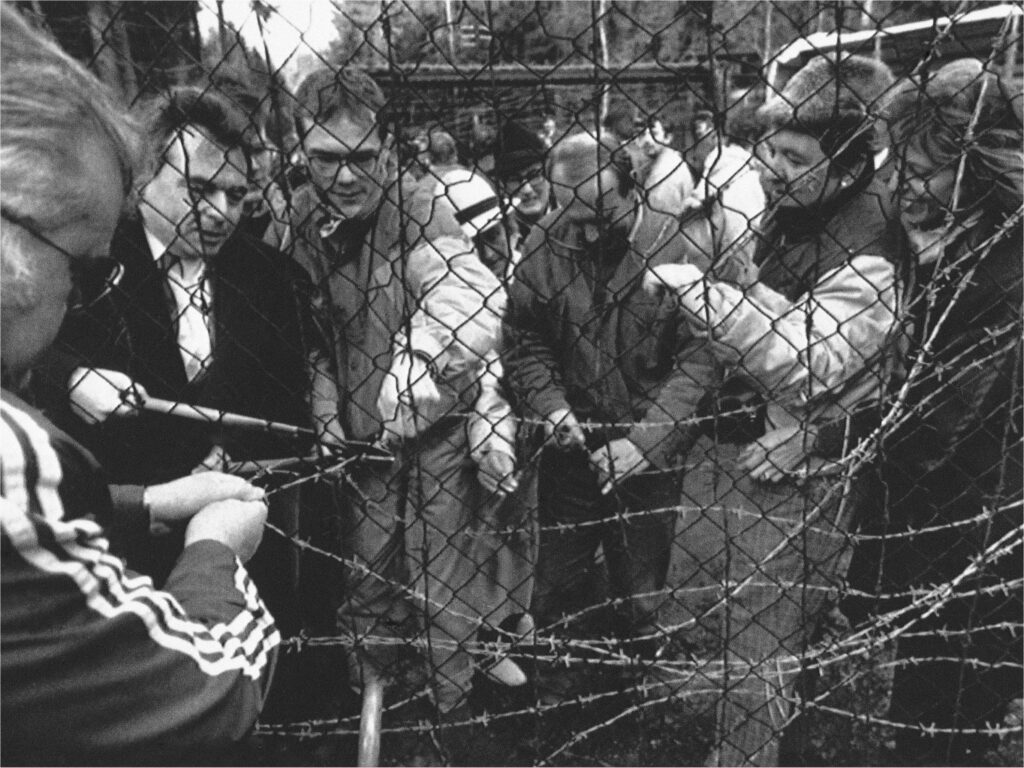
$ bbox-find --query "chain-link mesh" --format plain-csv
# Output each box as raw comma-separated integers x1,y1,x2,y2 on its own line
22,0,1024,764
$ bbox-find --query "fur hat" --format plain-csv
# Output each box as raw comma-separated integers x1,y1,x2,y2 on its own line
759,54,895,145
493,121,546,180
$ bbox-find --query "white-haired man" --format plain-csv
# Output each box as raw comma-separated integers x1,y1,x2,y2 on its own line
0,8,278,764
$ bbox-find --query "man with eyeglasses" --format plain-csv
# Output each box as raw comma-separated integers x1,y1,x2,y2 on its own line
282,67,504,760
35,87,315,589
493,120,551,247
1,8,278,764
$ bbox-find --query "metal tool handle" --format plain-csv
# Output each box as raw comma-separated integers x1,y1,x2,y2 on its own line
357,672,385,767
138,396,316,438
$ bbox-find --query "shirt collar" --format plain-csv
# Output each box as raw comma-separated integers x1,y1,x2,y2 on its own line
144,225,169,263
145,226,206,283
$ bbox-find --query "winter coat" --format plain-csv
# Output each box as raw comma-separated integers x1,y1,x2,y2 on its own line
0,390,278,764
284,183,504,441
503,200,753,469
682,175,903,461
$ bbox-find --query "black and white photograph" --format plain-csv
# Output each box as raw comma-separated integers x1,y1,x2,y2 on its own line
1,1,1021,765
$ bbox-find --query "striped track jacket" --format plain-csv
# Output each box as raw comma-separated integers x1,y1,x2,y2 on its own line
0,390,279,764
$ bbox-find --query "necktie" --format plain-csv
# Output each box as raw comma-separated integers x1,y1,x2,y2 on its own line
164,258,212,382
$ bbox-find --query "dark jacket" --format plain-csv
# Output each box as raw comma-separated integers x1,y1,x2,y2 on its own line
0,390,279,764
503,202,752,469
888,217,1023,494
37,215,314,485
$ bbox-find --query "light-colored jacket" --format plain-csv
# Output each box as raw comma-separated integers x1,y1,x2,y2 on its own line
689,255,897,434
284,183,503,441
678,178,901,465
642,147,695,217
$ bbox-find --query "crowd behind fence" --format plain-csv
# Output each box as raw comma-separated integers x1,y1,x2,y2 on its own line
5,1,1024,766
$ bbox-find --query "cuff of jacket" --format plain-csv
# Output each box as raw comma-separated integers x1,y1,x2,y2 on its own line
165,540,247,617
108,484,152,553
528,389,572,424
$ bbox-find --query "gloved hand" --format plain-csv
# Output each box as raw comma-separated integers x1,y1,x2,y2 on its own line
589,438,650,495
543,406,586,451
68,367,146,424
377,352,442,440
642,263,711,325
477,448,518,496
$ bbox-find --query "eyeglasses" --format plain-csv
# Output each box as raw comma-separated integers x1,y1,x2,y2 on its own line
1,209,123,312
502,166,546,188
307,149,380,176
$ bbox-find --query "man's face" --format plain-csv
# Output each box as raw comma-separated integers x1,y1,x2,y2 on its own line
141,127,248,260
303,113,387,221
896,142,957,231
550,162,633,246
499,163,551,222
1,138,124,375
758,128,844,209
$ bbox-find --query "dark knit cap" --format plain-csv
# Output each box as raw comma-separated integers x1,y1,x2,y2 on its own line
493,120,546,179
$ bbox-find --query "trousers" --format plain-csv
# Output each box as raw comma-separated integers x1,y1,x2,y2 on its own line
532,446,679,645
675,438,860,766
336,421,535,708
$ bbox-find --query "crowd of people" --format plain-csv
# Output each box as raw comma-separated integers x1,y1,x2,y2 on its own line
1,4,1021,766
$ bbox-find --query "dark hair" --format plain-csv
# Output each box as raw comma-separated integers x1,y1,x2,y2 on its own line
602,103,636,142
293,67,387,139
137,86,253,179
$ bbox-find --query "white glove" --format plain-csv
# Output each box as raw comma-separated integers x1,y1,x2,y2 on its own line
642,263,710,322
642,263,704,296
377,352,442,440
68,367,146,424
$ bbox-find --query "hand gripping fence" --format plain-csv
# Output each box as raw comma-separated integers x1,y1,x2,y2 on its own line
24,1,1024,765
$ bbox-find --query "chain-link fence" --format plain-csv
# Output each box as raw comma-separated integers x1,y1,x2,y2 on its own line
18,0,1024,765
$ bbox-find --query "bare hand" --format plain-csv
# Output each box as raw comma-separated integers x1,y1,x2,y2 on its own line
738,425,816,483
477,449,518,495
68,367,146,424
184,498,268,563
543,407,586,451
589,438,649,495
146,472,264,530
